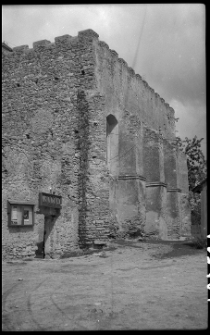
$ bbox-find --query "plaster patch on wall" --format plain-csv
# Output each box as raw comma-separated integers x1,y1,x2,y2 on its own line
145,210,159,234
31,109,53,134
158,216,168,240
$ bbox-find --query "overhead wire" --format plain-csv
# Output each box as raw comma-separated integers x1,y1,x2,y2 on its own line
107,3,179,168
105,3,182,176
108,133,140,163
107,8,149,317
132,5,147,71
108,130,178,164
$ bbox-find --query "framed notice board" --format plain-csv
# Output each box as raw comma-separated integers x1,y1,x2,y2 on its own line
7,201,35,227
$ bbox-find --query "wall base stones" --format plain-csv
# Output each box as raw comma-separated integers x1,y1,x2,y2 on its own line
109,175,146,236
145,183,168,238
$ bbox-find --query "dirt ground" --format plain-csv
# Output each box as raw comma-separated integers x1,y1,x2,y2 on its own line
2,239,208,330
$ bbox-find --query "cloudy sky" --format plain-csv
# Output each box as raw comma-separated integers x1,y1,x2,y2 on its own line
2,4,206,155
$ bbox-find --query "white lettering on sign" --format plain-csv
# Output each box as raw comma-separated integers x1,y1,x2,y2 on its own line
41,194,61,207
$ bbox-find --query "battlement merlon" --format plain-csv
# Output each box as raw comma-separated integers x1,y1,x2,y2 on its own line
6,28,176,120
127,67,135,76
10,29,99,53
110,49,118,59
13,45,29,52
33,40,52,48
78,29,99,39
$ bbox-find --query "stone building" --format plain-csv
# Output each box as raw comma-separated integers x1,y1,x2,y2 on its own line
2,29,191,259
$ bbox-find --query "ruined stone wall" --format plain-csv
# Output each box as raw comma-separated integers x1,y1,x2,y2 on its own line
94,39,176,140
2,29,109,259
93,36,179,235
2,28,191,258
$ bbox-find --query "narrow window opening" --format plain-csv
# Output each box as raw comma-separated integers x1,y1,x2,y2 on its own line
106,114,119,175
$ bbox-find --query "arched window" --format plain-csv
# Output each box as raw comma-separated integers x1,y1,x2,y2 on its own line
106,114,119,175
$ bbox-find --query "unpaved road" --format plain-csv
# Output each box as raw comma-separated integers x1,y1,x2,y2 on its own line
2,240,208,330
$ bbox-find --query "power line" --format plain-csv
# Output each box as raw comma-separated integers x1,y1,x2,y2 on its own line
108,131,179,164
108,134,144,164
132,5,147,71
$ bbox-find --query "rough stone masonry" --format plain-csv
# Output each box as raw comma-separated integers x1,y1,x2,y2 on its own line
2,29,191,259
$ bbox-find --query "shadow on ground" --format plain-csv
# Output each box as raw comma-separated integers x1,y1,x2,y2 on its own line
155,241,206,259
111,238,206,259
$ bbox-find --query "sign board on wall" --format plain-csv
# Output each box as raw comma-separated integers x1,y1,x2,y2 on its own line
39,192,62,209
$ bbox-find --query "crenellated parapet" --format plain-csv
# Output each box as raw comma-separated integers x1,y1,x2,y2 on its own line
9,29,99,55
92,32,176,127
4,28,176,131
